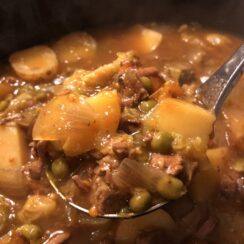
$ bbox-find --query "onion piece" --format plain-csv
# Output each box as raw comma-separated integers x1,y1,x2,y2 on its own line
33,93,97,155
112,158,166,192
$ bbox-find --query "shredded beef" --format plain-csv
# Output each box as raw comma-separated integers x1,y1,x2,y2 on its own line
113,69,148,107
90,155,128,214
90,176,128,214
149,153,183,176
221,171,244,199
72,175,91,192
26,141,48,180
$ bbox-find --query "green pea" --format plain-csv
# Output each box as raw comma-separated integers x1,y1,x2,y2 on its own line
129,189,151,213
151,132,173,154
51,158,69,179
157,175,186,200
139,100,157,113
16,224,42,240
140,76,153,92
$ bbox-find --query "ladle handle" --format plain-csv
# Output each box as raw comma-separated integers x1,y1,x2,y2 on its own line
197,43,244,114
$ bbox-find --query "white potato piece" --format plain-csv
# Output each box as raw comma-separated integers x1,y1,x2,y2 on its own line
9,45,58,82
129,26,163,54
0,125,28,196
143,98,215,147
53,32,97,64
116,209,176,243
207,147,230,174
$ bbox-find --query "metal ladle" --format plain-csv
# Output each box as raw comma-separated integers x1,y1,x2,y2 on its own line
47,43,244,219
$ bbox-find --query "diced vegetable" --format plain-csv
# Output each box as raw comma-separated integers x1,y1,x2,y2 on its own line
18,195,57,223
129,189,151,213
231,158,244,173
151,132,173,154
33,90,120,156
143,98,215,147
140,76,153,92
16,224,42,240
131,26,163,54
156,175,186,200
139,100,157,113
86,90,120,136
116,209,175,243
9,45,58,82
206,147,230,174
0,125,28,196
206,33,231,46
53,32,97,64
51,158,70,179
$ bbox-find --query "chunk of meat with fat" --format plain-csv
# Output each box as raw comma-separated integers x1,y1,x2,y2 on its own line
220,171,244,199
149,153,183,176
113,68,149,107
90,155,128,214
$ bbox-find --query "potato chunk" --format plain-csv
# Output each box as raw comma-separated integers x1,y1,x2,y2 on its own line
127,26,163,54
87,90,120,135
9,45,58,82
0,125,28,196
53,32,97,64
207,147,230,174
143,98,215,147
18,195,57,223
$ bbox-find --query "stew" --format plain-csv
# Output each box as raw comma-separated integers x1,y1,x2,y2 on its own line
0,23,243,243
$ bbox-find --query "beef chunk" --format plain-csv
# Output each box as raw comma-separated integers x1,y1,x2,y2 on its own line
149,153,183,176
72,175,91,192
26,141,48,180
90,176,127,214
90,155,128,214
221,171,244,199
28,159,43,180
113,69,148,107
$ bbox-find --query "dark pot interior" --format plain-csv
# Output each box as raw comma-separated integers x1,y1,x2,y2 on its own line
0,0,243,57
